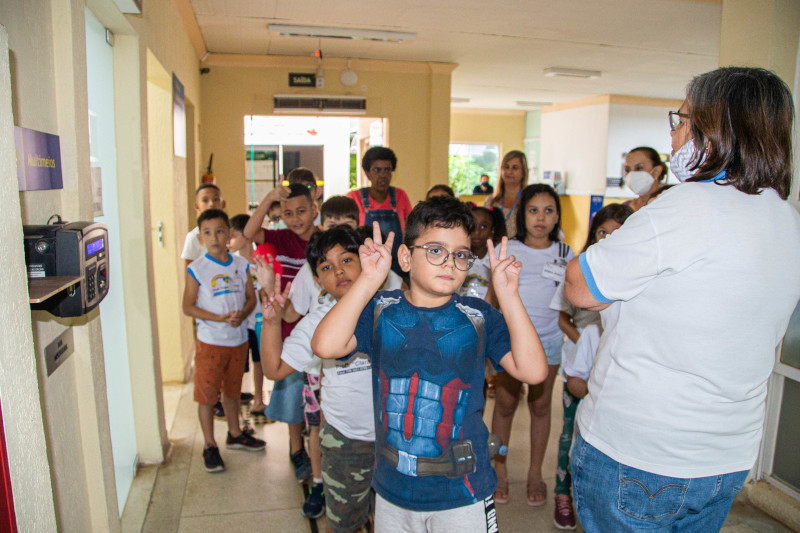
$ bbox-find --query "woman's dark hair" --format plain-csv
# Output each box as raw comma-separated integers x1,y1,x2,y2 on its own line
628,146,667,182
514,184,562,243
686,67,794,199
583,203,634,252
361,146,397,173
306,225,364,276
229,214,250,233
403,196,475,246
471,205,507,245
426,184,456,199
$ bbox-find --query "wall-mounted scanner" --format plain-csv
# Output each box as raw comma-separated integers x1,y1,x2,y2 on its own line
23,221,109,317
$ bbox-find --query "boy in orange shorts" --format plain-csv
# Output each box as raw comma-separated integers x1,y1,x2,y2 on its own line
183,209,265,472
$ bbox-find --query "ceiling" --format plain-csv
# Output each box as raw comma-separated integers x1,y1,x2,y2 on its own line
189,0,722,110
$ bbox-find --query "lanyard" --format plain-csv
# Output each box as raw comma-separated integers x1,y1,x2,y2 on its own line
698,170,727,182
501,191,521,222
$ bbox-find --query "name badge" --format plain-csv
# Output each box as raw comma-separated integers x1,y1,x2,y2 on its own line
541,262,566,282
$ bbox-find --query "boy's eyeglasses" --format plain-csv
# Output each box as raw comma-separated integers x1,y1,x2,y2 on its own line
669,111,691,131
408,244,476,271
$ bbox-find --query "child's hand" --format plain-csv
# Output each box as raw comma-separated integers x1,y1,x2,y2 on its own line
253,256,276,293
261,274,291,324
223,311,243,327
359,221,394,284
488,237,522,298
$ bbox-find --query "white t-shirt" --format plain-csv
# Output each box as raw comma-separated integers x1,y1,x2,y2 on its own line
187,253,250,347
182,227,205,261
507,239,574,342
289,261,403,316
550,283,601,366
459,253,491,300
280,300,375,441
577,182,800,478
232,250,261,330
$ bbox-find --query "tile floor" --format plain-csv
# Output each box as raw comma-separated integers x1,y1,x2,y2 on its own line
122,376,793,532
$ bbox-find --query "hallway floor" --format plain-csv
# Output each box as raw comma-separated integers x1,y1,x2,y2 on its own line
122,376,793,532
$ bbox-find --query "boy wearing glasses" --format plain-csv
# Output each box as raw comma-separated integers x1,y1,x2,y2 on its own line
312,196,548,531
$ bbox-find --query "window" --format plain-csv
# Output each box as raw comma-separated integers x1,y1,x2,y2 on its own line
448,143,500,196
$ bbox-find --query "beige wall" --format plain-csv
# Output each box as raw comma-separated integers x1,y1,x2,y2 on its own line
450,109,526,169
0,0,201,529
199,57,454,212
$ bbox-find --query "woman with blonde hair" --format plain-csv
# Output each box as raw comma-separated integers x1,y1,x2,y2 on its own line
485,150,529,237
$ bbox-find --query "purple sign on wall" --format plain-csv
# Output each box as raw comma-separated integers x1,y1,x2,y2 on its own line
15,126,63,191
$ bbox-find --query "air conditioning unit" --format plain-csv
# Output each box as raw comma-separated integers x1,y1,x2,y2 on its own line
273,95,367,115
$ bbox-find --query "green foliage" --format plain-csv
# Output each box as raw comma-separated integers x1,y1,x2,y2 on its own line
448,146,499,196
349,153,358,190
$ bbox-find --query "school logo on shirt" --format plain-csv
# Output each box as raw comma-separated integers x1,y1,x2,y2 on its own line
210,273,239,296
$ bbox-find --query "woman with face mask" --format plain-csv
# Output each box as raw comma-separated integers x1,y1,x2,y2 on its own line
563,67,800,532
623,147,667,211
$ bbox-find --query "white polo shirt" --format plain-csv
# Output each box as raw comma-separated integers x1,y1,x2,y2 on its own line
576,182,800,478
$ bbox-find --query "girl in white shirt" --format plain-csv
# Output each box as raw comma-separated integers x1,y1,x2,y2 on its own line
487,184,573,507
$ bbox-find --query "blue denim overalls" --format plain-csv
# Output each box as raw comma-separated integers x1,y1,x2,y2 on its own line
360,186,404,279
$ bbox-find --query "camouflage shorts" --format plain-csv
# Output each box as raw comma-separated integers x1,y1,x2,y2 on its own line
320,422,375,533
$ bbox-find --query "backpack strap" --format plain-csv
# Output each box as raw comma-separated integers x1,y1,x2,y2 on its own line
388,187,397,209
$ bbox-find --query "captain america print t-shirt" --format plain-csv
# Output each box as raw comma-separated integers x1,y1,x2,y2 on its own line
353,290,511,512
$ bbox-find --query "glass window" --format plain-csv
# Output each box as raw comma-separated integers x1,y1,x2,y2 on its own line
448,143,500,196
780,300,800,370
772,378,800,492
244,147,278,211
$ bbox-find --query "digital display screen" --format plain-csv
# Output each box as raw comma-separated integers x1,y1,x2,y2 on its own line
86,238,104,257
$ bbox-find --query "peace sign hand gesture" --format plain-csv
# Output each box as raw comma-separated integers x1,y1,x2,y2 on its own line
488,237,522,301
359,221,394,287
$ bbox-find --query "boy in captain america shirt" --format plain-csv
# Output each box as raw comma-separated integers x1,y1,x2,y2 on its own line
312,197,548,531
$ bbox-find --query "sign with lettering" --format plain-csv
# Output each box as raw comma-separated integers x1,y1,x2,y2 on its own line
15,126,63,191
45,327,74,376
289,73,316,87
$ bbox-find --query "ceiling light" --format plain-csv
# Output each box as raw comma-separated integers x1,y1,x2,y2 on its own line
543,67,601,79
268,24,415,43
516,101,551,107
450,97,471,104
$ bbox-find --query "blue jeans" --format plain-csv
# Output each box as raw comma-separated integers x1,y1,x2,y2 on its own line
571,432,748,532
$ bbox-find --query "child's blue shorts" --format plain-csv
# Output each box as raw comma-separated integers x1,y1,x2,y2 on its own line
256,318,304,425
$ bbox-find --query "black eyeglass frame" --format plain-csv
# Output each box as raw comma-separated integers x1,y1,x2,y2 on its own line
669,111,691,131
407,243,476,271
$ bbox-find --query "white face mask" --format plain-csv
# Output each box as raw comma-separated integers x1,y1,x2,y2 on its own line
626,171,655,196
671,140,703,182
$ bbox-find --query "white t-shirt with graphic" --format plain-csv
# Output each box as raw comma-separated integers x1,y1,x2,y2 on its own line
187,253,250,347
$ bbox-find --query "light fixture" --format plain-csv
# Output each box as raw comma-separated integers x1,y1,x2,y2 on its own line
543,67,601,79
340,59,358,87
268,24,415,43
516,101,551,107
450,97,471,104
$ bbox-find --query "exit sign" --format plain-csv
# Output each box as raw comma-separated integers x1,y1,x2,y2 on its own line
289,73,316,87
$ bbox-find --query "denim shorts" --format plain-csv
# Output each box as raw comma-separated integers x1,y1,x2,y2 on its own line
542,337,564,366
570,431,748,532
263,370,304,424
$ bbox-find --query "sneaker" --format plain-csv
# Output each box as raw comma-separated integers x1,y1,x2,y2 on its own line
213,401,225,420
202,446,225,473
241,422,255,436
302,482,325,519
240,392,254,403
226,431,266,451
554,494,577,530
290,449,312,482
